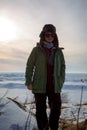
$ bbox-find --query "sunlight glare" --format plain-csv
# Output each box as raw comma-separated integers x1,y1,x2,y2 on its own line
0,17,17,41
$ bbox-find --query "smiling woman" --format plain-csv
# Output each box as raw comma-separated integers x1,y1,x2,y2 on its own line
0,16,17,41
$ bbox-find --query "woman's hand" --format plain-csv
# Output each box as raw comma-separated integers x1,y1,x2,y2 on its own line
27,84,33,90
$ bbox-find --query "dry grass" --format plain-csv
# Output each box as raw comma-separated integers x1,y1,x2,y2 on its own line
76,103,87,106
7,96,87,130
59,119,87,130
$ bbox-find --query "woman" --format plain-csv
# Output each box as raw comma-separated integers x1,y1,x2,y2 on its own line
25,24,65,130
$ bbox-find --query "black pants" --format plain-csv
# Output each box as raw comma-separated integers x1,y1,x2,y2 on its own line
34,93,61,130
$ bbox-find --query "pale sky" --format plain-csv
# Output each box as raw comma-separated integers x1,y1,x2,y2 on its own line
0,0,87,73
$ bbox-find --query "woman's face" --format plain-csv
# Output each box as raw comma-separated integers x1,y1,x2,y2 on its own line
44,32,55,43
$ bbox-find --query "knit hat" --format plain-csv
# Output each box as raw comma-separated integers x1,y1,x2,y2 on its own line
42,24,56,33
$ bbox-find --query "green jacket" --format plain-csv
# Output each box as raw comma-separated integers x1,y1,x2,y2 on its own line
25,44,65,93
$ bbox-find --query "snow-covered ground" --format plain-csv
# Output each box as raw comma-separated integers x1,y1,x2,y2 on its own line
0,73,87,130
0,88,37,130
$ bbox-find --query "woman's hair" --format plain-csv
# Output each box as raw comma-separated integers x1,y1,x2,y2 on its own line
39,24,59,48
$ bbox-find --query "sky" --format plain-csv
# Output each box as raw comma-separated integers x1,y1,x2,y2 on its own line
0,0,87,73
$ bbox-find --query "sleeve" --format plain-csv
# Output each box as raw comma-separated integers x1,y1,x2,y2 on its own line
60,50,66,83
25,47,37,86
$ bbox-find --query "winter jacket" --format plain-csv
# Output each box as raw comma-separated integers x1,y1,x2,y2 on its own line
25,44,65,93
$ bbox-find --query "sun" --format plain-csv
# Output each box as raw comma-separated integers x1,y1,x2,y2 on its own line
0,16,17,41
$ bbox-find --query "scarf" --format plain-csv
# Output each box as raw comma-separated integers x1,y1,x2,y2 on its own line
43,42,54,49
43,42,55,66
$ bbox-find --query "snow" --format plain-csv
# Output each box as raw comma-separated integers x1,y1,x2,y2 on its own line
0,88,37,130
0,87,87,130
0,73,87,130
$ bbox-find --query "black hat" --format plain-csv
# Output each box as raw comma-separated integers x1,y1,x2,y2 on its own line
42,24,56,33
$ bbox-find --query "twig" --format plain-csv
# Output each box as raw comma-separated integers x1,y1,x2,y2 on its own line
77,86,83,130
25,104,36,130
7,97,27,111
0,89,8,103
71,111,77,121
